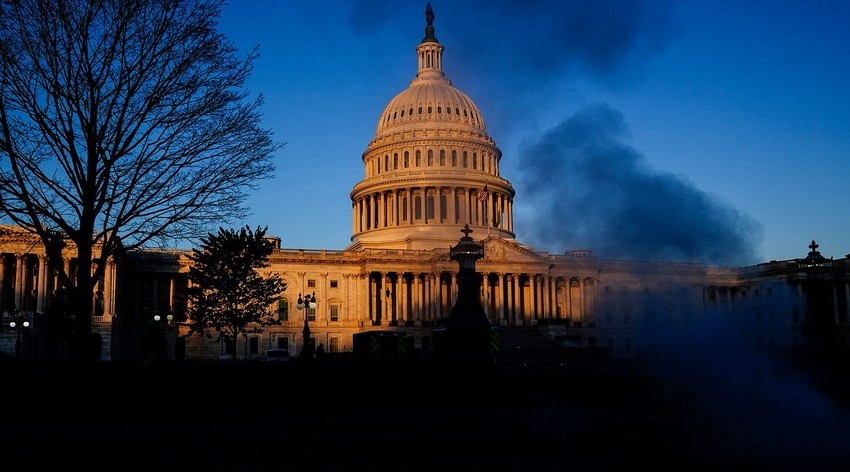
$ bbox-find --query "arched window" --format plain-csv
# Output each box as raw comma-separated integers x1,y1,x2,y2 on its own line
427,149,433,166
402,196,408,221
451,150,457,166
472,152,477,170
427,106,432,114
409,107,413,116
418,107,423,114
414,195,422,220
439,149,446,166
426,194,434,220
403,152,409,168
415,150,421,167
393,154,398,169
462,151,468,168
437,106,442,114
384,155,389,171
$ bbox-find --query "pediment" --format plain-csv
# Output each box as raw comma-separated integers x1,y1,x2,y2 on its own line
480,237,546,264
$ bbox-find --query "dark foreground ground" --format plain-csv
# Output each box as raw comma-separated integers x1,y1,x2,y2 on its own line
2,352,849,472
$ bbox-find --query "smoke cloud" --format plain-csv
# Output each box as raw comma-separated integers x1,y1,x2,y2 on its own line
517,104,763,265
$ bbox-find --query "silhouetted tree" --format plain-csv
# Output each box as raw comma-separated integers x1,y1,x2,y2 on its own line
0,0,280,360
186,226,286,360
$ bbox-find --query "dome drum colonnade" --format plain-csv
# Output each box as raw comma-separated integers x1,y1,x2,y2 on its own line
349,6,515,250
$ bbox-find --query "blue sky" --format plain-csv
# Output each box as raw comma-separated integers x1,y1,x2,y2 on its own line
217,0,850,265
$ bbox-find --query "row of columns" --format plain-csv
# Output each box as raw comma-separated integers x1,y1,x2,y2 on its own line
339,271,593,327
0,253,116,321
353,187,513,234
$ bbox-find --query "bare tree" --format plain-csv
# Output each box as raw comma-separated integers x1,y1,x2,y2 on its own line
0,0,281,360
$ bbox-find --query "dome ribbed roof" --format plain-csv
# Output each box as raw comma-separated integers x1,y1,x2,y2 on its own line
376,76,487,134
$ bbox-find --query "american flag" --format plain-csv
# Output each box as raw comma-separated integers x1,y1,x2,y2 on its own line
478,185,489,202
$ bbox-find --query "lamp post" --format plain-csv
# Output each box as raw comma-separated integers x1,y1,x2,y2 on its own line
9,311,30,361
297,292,317,360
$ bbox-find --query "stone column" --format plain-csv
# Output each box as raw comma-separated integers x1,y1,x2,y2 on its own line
448,188,456,225
36,255,47,314
498,273,506,326
14,253,25,310
400,273,407,323
450,272,457,307
512,274,520,326
413,273,421,324
435,272,442,320
378,192,385,229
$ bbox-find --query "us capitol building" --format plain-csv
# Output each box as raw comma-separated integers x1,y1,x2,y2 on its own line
1,9,849,362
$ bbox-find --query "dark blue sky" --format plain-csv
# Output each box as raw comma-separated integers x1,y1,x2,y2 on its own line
218,0,850,264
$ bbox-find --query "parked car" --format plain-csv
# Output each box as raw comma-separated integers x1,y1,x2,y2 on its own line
262,348,291,362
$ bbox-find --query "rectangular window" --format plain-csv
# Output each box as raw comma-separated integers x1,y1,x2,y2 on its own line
330,280,338,288
329,337,339,353
308,307,316,322
330,305,339,322
277,336,289,350
277,299,289,321
249,337,259,355
307,279,316,288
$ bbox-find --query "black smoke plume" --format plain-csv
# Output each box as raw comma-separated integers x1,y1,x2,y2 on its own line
517,104,763,265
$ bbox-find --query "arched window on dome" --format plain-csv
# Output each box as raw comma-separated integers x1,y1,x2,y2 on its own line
384,155,389,172
401,109,405,117
393,154,398,170
462,151,468,168
426,193,435,221
414,195,422,220
402,152,408,168
439,149,446,166
393,111,397,119
451,150,457,167
409,107,413,116
415,150,421,167
455,107,460,115
427,149,433,166
401,195,408,222
447,107,452,115
437,106,442,114
418,107,423,115
427,106,432,114
463,109,468,118
473,152,477,170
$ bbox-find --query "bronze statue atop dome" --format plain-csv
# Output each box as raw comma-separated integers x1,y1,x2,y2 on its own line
422,3,438,43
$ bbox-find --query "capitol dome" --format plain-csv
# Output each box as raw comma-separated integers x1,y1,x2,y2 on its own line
348,5,516,251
